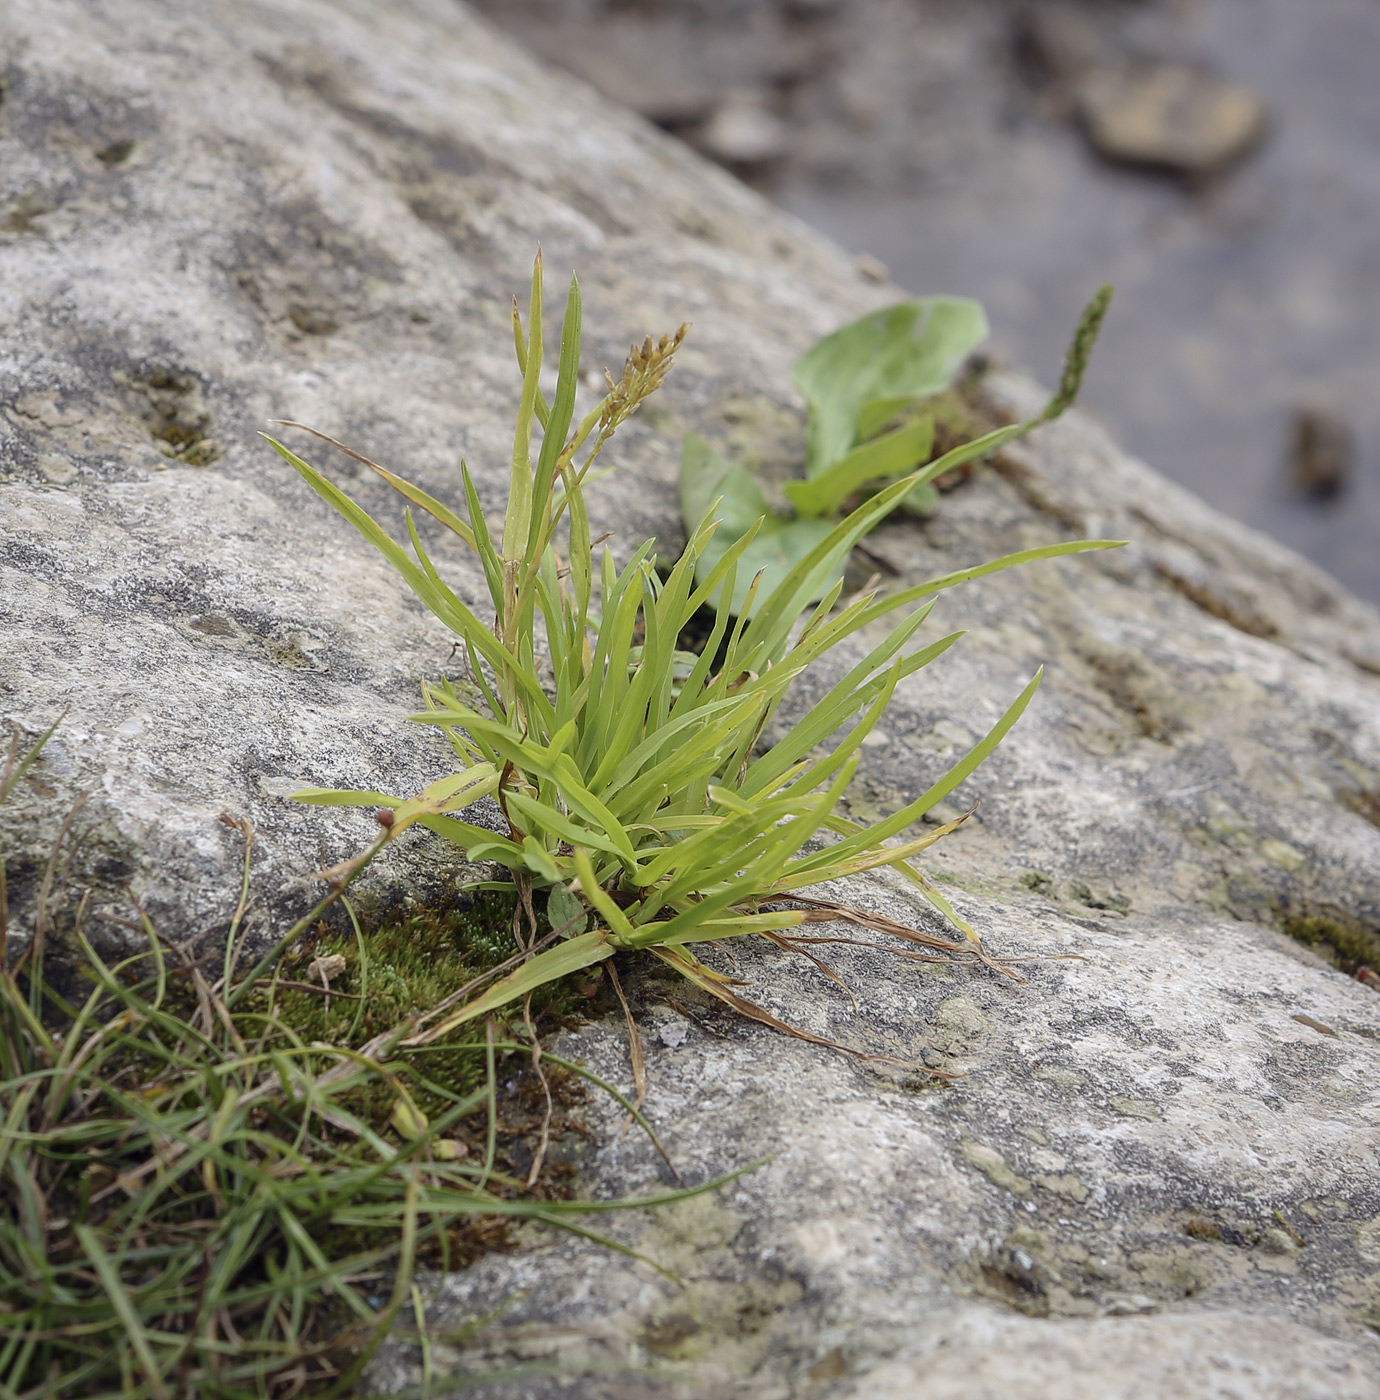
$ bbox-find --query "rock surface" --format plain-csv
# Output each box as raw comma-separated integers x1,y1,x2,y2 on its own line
2,2,1379,1397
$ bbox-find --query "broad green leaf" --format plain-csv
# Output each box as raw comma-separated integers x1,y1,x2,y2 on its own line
679,433,834,615
547,883,587,937
721,517,836,617
783,415,934,518
855,393,918,444
793,298,988,477
679,433,770,549
897,480,940,516
735,463,951,664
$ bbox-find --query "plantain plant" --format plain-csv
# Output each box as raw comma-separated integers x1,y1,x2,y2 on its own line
265,253,1119,1055
681,286,1112,615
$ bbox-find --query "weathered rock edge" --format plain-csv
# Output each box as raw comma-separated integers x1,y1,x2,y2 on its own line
2,2,1378,1396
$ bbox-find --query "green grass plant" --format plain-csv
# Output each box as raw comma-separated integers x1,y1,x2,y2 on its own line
0,724,727,1400
265,253,1122,1054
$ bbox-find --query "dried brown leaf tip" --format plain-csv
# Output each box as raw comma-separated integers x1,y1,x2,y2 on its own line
601,323,691,433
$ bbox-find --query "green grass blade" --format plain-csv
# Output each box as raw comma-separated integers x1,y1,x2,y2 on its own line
263,437,549,711
741,618,956,799
73,1224,172,1400
461,462,505,617
0,714,64,806
733,467,933,666
504,252,545,561
776,667,1044,886
528,274,582,559
403,931,615,1044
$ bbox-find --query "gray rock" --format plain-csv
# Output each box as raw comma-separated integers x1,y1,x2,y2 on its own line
2,2,1379,1397
695,89,789,169
474,6,801,131
1014,2,1114,87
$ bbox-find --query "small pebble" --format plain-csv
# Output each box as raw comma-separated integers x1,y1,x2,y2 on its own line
1262,1227,1299,1255
308,953,348,985
855,253,890,283
697,91,788,167
1103,1293,1157,1316
1077,64,1265,177
1287,407,1353,500
659,1019,690,1049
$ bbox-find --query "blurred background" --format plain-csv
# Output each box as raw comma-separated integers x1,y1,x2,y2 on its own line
470,0,1380,603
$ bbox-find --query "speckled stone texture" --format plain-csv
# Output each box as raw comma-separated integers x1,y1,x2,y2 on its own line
1,2,1378,1396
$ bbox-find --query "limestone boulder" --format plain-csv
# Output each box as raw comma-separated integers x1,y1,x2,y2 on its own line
1,2,1378,1396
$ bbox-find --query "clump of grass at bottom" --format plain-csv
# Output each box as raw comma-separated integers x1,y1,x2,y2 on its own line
0,725,729,1400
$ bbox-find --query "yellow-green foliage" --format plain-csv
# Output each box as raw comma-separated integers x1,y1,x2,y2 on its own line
266,253,1122,1049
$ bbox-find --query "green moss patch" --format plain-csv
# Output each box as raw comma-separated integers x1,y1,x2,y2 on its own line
1276,904,1380,979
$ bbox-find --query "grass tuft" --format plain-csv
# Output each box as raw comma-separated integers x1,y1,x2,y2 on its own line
0,724,734,1399
264,252,1124,1062
2,257,1119,1395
